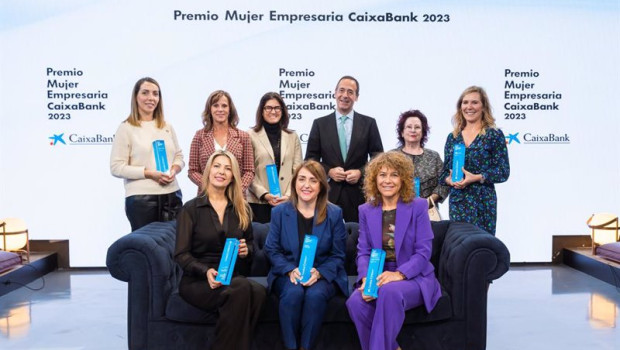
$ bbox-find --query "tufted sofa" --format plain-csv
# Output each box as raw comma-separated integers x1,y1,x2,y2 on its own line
106,220,510,350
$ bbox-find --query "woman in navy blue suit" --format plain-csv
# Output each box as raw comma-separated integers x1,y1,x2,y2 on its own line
265,160,349,350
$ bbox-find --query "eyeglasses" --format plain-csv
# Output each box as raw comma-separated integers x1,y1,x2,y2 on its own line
263,106,282,112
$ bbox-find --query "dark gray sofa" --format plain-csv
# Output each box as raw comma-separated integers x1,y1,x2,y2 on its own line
106,220,510,350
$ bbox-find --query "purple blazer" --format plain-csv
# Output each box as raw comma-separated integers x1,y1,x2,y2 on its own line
356,198,441,312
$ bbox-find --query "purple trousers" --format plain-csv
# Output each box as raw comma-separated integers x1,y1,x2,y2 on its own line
346,277,424,350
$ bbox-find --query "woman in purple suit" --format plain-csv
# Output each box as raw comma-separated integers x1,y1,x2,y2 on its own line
346,151,442,350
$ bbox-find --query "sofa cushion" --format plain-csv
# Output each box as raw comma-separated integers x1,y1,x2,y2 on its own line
165,290,219,324
403,286,452,324
165,278,452,326
596,242,620,263
166,220,454,325
0,251,21,273
165,277,273,324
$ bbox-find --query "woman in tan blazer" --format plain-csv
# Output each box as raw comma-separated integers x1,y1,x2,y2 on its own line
248,92,303,223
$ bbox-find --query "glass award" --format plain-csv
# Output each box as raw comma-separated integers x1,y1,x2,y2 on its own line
451,143,466,182
215,238,240,285
298,235,318,283
266,164,281,197
414,177,420,198
364,249,386,298
152,140,170,174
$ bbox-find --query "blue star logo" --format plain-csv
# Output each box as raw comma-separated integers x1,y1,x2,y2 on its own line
49,133,66,145
506,132,520,144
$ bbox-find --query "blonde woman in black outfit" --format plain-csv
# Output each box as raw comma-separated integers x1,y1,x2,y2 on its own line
175,150,266,349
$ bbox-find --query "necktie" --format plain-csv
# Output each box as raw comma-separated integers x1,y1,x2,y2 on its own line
338,115,348,162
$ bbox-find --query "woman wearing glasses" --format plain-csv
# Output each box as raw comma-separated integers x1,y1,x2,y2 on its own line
248,92,303,223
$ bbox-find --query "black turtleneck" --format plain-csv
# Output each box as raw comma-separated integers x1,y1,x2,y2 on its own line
263,122,282,174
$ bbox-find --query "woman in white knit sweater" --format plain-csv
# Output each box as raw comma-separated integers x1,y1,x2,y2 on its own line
110,77,185,231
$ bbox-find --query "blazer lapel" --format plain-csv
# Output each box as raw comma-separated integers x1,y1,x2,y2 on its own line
257,129,275,162
226,128,242,154
284,204,300,261
202,129,216,155
280,130,288,163
394,200,411,264
311,210,327,246
370,204,383,249
346,112,364,166
325,113,345,165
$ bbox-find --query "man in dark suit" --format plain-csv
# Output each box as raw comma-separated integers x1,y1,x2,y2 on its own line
305,76,384,222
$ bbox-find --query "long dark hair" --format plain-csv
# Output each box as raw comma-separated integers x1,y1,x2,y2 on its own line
252,92,292,133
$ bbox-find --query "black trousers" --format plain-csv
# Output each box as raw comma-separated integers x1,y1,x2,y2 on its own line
125,190,182,231
179,275,267,350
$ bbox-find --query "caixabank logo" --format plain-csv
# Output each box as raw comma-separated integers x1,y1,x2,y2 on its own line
505,131,570,145
49,132,114,146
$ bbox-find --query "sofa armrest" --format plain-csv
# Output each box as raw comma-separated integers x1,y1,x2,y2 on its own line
437,222,510,350
438,222,510,318
106,221,180,349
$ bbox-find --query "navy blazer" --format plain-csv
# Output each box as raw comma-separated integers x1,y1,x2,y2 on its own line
265,201,349,296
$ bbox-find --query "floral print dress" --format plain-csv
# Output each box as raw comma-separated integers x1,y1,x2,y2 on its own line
440,128,510,235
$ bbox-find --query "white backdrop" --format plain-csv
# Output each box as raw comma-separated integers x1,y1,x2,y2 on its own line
1,0,618,266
